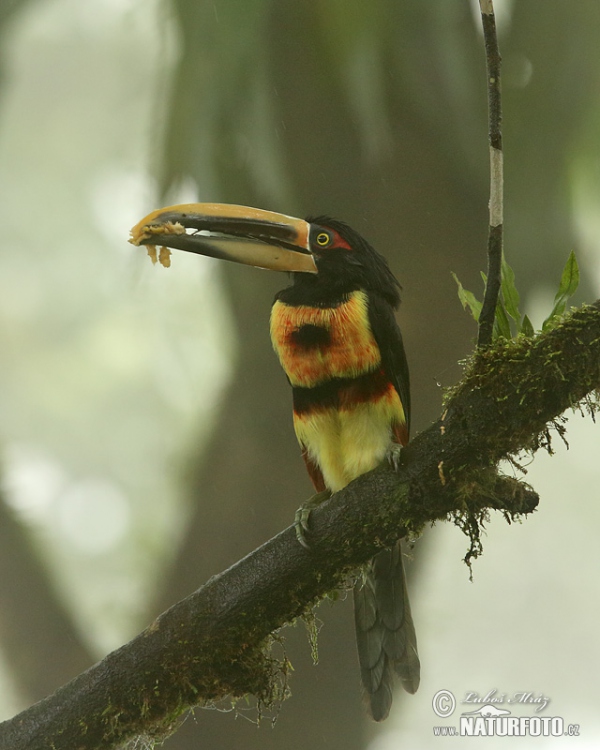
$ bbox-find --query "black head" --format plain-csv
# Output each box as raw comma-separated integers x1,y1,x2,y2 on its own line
284,216,401,308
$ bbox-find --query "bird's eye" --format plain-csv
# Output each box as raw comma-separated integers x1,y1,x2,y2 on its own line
316,232,331,247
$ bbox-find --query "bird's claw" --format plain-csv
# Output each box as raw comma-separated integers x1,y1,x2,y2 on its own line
386,444,403,473
294,489,331,549
294,507,313,549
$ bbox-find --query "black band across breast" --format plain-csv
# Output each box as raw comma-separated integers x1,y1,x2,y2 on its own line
292,367,393,415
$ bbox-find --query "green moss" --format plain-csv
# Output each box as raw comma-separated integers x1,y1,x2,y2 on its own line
301,609,320,665
435,304,600,575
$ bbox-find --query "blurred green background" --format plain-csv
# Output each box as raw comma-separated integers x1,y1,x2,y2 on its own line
1,1,599,748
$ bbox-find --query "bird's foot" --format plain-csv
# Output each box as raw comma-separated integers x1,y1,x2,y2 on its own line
386,444,403,473
294,489,331,549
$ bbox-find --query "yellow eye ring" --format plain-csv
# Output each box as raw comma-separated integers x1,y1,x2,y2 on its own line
316,232,330,246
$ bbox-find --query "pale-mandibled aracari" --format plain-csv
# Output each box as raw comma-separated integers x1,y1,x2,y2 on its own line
130,203,420,721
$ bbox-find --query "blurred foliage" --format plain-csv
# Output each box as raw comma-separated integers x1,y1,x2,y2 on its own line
160,0,486,207
0,0,31,26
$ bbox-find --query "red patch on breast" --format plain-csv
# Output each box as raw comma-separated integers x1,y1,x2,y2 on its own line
337,370,394,408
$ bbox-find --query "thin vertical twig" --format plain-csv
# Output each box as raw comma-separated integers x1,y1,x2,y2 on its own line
477,0,504,348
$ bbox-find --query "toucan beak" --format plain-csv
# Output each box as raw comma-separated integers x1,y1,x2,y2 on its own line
129,202,318,274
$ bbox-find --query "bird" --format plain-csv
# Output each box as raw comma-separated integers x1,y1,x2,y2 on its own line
130,203,420,720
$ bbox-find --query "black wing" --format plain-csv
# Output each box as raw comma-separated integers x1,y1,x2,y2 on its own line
367,292,411,436
356,292,419,721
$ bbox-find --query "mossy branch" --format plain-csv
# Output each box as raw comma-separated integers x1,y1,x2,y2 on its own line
1,302,599,750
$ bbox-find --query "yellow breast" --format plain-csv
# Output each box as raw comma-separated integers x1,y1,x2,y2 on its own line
293,390,405,491
270,290,381,387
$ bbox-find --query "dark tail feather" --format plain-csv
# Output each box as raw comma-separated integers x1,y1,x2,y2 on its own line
353,542,420,721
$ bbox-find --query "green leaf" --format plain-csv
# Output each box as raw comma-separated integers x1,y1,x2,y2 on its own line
521,314,534,338
493,298,512,340
501,258,521,330
555,250,580,301
542,251,580,329
452,272,482,322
